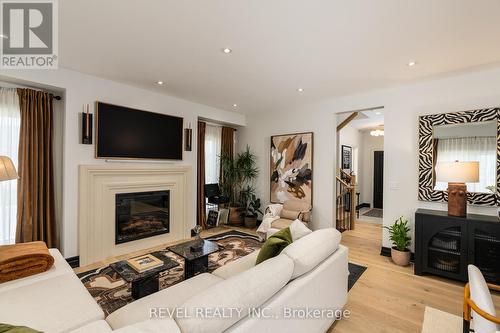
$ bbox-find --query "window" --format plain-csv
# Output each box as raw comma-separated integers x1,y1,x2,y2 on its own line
0,88,20,245
204,124,222,184
434,137,496,193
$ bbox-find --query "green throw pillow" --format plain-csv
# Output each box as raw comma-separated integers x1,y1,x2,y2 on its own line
256,227,293,265
0,323,41,333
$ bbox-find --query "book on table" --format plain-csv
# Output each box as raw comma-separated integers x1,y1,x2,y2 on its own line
126,254,163,273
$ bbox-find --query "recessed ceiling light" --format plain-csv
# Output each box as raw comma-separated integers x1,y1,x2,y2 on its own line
297,88,304,92
407,60,417,67
222,48,232,54
156,81,164,85
232,104,238,108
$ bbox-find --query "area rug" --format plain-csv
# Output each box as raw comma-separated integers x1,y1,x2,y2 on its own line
421,306,462,333
348,263,367,290
77,230,261,315
78,230,366,316
362,208,383,218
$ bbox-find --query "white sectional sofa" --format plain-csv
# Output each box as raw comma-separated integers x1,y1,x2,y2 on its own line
0,228,348,333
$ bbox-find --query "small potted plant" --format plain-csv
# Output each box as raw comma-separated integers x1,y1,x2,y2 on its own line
242,188,263,228
384,216,412,266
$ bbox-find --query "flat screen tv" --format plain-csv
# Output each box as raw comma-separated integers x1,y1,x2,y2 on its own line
96,102,183,160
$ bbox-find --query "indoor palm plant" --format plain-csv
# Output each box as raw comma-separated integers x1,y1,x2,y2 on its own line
384,216,412,266
219,146,260,226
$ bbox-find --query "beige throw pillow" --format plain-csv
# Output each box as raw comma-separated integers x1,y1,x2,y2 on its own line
280,209,300,220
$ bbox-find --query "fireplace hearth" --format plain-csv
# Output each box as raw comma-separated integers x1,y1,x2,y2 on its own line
115,190,170,244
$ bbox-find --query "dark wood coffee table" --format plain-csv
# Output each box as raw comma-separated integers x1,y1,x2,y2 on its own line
110,251,179,299
168,239,219,279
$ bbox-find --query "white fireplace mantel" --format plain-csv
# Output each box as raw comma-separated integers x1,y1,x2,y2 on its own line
78,164,192,266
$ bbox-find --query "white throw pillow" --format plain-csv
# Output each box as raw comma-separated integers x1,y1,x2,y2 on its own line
289,219,312,241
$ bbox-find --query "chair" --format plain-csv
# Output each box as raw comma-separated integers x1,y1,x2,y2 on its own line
268,200,312,231
463,265,500,333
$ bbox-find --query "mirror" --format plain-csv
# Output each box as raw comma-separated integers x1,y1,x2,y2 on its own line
432,121,496,194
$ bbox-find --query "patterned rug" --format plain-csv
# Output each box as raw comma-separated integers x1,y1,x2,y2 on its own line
362,208,383,218
77,230,261,315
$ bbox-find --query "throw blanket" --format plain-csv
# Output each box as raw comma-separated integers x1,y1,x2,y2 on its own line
256,204,283,241
0,241,54,283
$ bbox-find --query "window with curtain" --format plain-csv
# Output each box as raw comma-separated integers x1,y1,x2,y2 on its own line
434,136,496,193
205,124,222,184
0,88,20,245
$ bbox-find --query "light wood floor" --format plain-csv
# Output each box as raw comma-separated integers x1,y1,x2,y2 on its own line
75,221,499,333
329,220,500,333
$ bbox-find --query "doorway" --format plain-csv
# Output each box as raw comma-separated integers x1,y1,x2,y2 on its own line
373,151,384,209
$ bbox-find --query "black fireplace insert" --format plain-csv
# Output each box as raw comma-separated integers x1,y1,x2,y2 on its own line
115,190,170,244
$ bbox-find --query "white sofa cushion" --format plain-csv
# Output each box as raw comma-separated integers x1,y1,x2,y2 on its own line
289,219,312,241
175,254,294,333
0,249,73,293
69,320,112,333
282,228,341,279
0,272,104,332
106,273,222,330
114,319,181,333
212,250,260,279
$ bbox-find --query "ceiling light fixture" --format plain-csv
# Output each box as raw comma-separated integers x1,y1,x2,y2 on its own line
370,126,384,137
0,34,7,39
297,88,304,92
407,60,417,67
232,104,238,108
156,81,164,85
222,48,232,54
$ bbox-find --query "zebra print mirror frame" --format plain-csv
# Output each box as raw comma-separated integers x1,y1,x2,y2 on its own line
418,107,500,206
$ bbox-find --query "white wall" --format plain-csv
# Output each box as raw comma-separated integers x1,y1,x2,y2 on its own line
239,66,500,251
1,69,245,258
359,130,384,206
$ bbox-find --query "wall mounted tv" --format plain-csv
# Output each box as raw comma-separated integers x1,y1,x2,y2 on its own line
96,102,183,160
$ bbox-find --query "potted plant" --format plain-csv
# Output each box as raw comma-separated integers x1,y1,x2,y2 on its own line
384,216,412,266
240,185,263,228
219,146,259,226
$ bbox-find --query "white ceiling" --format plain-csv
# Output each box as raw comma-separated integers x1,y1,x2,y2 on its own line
59,1,500,114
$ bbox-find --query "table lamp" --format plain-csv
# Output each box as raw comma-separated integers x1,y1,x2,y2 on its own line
435,161,479,217
0,156,18,182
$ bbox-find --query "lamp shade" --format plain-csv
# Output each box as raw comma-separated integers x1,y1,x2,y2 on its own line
0,156,18,181
435,161,479,183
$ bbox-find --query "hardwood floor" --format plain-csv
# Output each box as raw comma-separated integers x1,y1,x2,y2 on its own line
329,220,500,333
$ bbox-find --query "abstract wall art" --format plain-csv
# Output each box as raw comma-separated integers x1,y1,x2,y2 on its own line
270,132,313,205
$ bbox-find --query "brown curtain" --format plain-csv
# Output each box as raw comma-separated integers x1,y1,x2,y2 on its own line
16,88,56,247
197,121,206,228
220,126,235,186
221,126,235,158
432,138,439,187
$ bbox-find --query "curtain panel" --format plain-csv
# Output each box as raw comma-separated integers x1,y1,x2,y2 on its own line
16,88,56,247
0,88,20,245
197,121,207,228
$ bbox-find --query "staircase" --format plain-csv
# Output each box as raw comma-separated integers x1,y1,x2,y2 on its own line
336,169,356,231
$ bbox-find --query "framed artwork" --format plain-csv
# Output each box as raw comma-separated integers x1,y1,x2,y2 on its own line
270,132,313,205
341,145,352,172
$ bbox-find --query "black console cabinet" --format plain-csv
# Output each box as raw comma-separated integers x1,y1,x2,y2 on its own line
415,209,500,283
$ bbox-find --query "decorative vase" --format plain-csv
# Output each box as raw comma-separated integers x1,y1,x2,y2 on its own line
228,207,244,226
391,247,411,266
244,215,257,228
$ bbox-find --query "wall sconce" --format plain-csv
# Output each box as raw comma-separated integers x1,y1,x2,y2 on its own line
185,123,192,151
82,104,93,144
